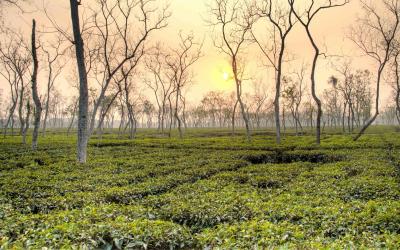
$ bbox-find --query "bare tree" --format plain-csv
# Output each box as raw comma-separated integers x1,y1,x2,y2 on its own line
201,91,229,128
333,59,356,132
87,0,170,137
252,0,295,144
121,65,140,139
292,64,306,132
226,91,238,134
289,0,349,144
209,0,255,141
250,80,268,129
165,32,202,138
95,82,122,137
41,35,66,137
324,75,342,129
0,31,30,138
349,0,400,140
141,99,155,128
0,57,19,137
31,19,42,150
70,0,89,163
0,43,20,137
66,96,78,136
282,67,305,135
144,45,174,133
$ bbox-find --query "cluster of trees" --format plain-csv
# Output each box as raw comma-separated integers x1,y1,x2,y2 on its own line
1,0,400,163
0,16,42,149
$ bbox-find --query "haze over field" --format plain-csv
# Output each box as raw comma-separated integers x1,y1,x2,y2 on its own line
1,0,388,104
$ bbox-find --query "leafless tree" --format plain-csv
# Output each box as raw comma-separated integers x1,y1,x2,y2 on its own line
95,82,122,138
349,0,400,141
87,0,170,137
200,91,228,127
66,96,78,136
250,80,268,129
333,60,356,132
0,55,19,137
31,19,42,150
144,45,174,133
69,0,89,163
165,32,202,138
282,66,306,135
0,29,30,139
209,0,255,141
324,75,342,129
292,64,306,132
41,35,67,137
121,65,140,139
252,0,295,143
289,0,349,144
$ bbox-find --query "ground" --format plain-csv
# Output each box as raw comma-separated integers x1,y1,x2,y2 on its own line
0,127,399,249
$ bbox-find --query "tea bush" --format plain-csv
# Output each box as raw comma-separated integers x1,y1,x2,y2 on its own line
0,129,399,248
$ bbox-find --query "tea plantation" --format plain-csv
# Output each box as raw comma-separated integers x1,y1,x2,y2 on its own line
0,128,399,249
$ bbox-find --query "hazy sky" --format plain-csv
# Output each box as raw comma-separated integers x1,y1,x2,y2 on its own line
0,0,393,107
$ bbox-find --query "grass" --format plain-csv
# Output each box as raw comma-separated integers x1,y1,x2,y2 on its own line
0,127,399,249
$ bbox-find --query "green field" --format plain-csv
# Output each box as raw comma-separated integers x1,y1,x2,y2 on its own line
1,128,399,249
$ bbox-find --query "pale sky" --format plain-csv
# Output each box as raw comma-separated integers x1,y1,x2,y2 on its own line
0,0,393,108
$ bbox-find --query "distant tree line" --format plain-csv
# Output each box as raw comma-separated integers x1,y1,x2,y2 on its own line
1,0,400,163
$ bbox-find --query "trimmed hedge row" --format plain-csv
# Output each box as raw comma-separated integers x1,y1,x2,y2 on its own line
1,132,399,248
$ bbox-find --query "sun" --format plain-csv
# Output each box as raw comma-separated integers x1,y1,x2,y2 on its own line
223,72,229,81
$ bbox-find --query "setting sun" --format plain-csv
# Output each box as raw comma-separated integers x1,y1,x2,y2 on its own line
223,72,229,81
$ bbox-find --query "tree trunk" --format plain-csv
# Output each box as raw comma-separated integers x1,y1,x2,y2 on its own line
3,102,17,138
342,102,347,133
232,58,251,141
180,94,188,130
168,93,174,138
292,109,298,135
96,90,120,136
231,99,238,136
395,55,400,125
67,115,75,136
282,107,286,135
347,103,351,133
127,106,135,139
274,67,282,144
31,19,42,151
295,104,303,133
175,87,183,139
42,63,53,137
350,102,355,132
354,67,383,141
22,101,31,144
42,93,50,137
70,0,89,163
89,87,107,136
307,31,322,145
118,105,125,138
18,84,25,136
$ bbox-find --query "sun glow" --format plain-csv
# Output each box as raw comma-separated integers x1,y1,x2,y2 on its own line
223,72,229,81
208,62,234,92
